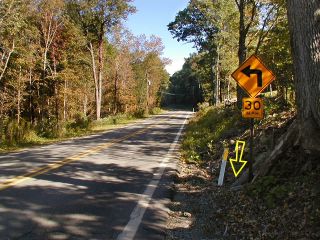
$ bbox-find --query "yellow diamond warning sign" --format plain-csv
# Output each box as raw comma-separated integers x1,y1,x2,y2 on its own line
231,55,275,98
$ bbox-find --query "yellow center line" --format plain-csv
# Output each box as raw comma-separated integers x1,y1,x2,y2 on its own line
0,126,151,191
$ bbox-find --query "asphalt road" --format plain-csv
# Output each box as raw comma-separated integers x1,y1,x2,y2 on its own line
0,110,191,240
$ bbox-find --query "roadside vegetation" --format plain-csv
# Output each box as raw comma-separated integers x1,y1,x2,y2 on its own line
165,0,319,237
181,105,242,164
0,0,170,151
0,107,162,152
167,97,320,239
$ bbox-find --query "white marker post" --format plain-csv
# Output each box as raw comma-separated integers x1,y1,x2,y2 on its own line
218,148,229,186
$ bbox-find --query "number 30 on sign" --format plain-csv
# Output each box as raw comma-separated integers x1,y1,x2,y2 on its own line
242,98,263,119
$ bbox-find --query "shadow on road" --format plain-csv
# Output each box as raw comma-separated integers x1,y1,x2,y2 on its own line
0,111,190,240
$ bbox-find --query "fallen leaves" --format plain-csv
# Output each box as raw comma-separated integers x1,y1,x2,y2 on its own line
166,108,320,239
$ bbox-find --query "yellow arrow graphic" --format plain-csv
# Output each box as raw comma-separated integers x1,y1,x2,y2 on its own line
229,140,247,177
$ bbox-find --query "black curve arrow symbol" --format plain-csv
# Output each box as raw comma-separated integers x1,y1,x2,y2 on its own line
241,65,263,87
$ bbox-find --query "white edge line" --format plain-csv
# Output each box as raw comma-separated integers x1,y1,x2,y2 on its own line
116,113,190,240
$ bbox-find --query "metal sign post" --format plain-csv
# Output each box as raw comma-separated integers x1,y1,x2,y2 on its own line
249,119,254,181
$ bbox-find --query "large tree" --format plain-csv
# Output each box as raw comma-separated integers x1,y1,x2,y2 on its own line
287,0,320,155
259,0,293,102
66,0,136,120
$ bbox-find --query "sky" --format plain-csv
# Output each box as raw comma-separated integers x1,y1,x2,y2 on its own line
125,0,195,75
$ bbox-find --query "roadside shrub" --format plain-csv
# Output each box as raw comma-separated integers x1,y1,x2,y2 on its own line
65,114,91,136
36,118,67,138
150,107,162,115
4,119,35,145
246,176,291,208
68,114,90,130
23,128,42,143
263,95,291,115
197,102,210,111
133,109,147,118
181,106,241,164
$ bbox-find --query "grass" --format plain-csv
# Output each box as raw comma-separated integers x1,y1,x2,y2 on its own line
0,108,164,153
181,93,296,165
181,105,244,164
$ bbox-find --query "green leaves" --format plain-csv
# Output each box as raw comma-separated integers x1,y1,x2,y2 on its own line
168,0,219,50
66,0,136,39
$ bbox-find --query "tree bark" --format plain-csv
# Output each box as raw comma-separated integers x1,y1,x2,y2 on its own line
17,66,22,125
36,81,41,123
114,70,118,114
29,67,33,123
145,72,149,114
215,44,220,105
63,79,67,121
0,91,3,143
88,41,102,120
97,35,104,120
0,40,15,82
53,53,59,122
287,0,320,154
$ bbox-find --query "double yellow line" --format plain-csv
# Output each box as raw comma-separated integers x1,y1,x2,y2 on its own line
0,126,151,191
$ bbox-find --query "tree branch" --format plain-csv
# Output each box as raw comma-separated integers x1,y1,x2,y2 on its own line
255,5,278,54
234,0,240,9
244,1,257,36
0,40,15,82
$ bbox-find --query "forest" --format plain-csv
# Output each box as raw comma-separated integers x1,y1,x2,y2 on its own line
0,0,169,147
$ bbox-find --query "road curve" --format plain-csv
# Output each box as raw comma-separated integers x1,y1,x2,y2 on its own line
0,110,191,240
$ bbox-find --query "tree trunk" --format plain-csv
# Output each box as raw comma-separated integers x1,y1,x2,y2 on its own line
83,94,88,117
97,37,104,120
36,81,41,124
88,42,101,120
0,89,4,143
0,40,15,82
287,0,320,154
63,79,67,121
52,54,59,122
29,67,33,123
211,62,216,105
43,48,48,73
219,79,223,103
215,45,220,105
114,70,118,114
236,0,248,109
17,66,22,125
145,72,149,114
235,0,256,109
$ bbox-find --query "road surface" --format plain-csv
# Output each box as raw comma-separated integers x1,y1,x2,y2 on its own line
0,110,191,240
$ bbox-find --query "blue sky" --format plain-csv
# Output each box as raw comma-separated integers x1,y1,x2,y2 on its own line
125,0,195,75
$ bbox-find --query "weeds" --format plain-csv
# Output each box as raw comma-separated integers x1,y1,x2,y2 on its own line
245,176,291,208
0,108,163,152
181,106,241,164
